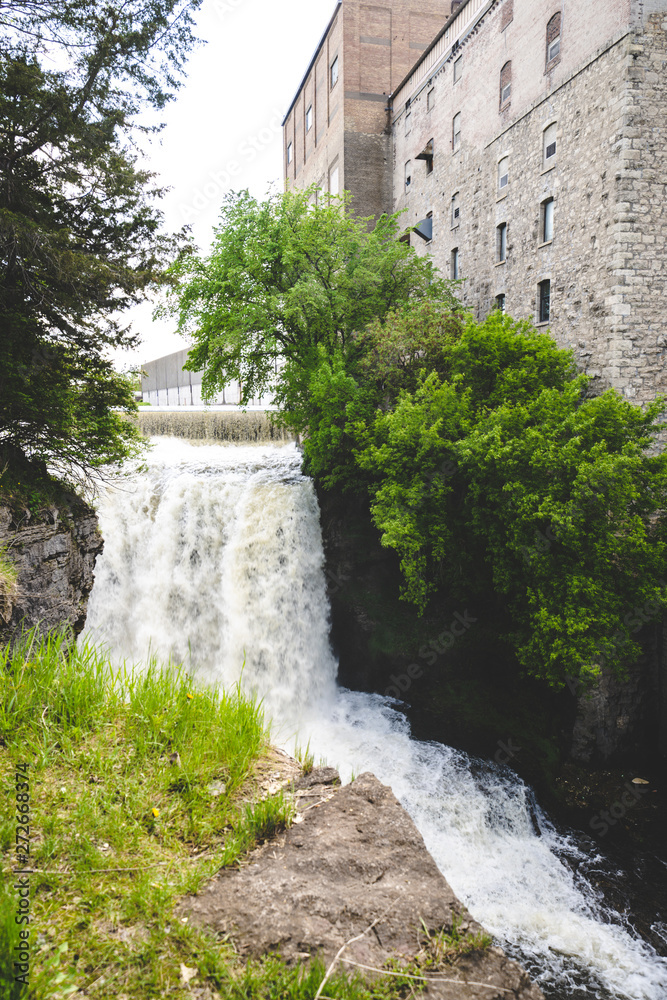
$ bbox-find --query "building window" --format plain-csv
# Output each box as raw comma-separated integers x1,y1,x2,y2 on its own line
329,163,339,195
427,87,435,111
498,156,509,191
543,122,557,167
331,56,339,89
453,112,461,151
538,279,551,323
546,12,561,67
405,160,412,191
306,105,313,132
451,192,460,227
454,56,462,83
495,293,506,313
287,142,293,165
501,0,514,31
405,109,411,135
414,211,433,243
541,197,554,242
500,61,512,108
417,139,434,175
451,247,460,279
497,222,507,262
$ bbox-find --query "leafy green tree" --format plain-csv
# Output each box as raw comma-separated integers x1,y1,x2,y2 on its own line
356,310,667,688
0,1,202,484
165,188,460,426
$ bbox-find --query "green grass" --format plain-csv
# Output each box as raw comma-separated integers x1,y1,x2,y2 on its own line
295,740,315,776
417,915,492,967
0,631,428,1000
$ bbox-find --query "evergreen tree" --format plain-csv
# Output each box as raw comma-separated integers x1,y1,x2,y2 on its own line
0,1,203,483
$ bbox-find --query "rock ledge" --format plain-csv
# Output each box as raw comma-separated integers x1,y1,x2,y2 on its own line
179,770,543,999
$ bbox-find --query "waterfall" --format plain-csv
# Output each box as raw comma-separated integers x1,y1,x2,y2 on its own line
84,438,667,1000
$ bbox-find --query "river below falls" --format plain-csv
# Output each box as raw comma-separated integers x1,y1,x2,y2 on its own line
82,437,667,1000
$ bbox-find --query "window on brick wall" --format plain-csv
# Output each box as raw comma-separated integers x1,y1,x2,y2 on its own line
405,160,412,191
331,56,339,89
543,122,557,167
498,156,509,192
541,197,554,242
538,279,551,322
497,222,507,262
417,139,434,174
454,56,462,83
414,211,433,243
501,0,514,31
451,247,460,279
329,163,339,195
287,142,293,165
453,112,461,151
306,105,313,132
499,61,512,109
495,293,506,313
405,109,411,135
428,87,435,111
451,192,460,227
546,12,561,67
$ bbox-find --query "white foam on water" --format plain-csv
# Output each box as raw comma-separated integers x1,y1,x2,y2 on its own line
84,438,667,1000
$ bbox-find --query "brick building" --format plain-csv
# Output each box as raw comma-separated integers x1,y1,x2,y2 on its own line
284,0,667,402
282,0,455,218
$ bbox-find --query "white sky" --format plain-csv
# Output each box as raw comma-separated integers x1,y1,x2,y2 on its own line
118,0,336,371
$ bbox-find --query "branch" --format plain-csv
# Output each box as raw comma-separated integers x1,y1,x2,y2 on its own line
340,959,513,994
313,892,404,1000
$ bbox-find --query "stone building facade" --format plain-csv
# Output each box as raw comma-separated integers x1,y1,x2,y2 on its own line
284,0,667,402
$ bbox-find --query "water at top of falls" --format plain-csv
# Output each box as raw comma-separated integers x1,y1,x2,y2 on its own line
84,437,667,1000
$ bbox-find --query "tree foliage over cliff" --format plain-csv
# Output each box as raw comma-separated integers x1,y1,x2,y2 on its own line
168,190,667,690
165,187,461,427
0,0,203,484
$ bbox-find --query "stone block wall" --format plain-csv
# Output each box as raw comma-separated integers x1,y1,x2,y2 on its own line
609,11,667,400
393,0,667,402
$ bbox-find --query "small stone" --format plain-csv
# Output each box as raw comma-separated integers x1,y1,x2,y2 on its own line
180,964,198,985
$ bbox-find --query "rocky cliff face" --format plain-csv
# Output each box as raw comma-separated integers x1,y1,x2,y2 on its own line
0,497,103,642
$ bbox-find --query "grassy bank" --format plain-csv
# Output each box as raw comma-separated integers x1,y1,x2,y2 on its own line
0,632,489,1000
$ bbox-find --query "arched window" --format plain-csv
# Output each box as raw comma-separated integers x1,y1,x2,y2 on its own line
546,12,561,66
500,61,512,108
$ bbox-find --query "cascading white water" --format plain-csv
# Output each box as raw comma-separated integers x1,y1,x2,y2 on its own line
84,438,667,1000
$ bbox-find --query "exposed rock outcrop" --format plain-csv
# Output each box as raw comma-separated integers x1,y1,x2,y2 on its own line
0,498,103,642
180,770,543,1000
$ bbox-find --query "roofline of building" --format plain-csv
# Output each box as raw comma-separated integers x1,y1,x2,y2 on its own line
390,0,476,107
282,1,343,127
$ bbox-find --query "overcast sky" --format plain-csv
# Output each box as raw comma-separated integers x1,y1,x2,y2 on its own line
120,0,335,370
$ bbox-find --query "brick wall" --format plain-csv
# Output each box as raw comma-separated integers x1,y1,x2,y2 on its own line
284,0,452,216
